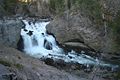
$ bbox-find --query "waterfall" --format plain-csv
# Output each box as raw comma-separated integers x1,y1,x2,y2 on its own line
20,20,118,69
21,20,62,56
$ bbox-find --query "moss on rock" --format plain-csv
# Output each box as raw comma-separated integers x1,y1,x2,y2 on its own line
14,63,23,69
0,59,11,67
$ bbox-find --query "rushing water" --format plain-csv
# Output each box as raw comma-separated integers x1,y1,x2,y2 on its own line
20,20,118,69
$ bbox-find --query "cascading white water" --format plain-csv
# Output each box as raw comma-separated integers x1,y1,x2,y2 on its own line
20,20,118,68
21,20,62,56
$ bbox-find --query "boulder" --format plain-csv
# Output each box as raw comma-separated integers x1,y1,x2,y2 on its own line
0,19,22,48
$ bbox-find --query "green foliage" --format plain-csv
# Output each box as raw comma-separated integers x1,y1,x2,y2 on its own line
4,0,17,14
49,0,102,24
49,0,65,14
108,11,120,50
14,63,23,69
0,59,23,69
114,72,120,79
49,0,56,11
0,59,11,67
72,0,102,24
0,5,6,14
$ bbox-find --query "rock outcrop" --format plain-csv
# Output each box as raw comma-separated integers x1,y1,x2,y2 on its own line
0,19,22,48
47,12,105,52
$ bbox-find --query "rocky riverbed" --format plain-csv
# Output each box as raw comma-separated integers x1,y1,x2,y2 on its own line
0,44,120,80
0,0,120,80
0,17,119,80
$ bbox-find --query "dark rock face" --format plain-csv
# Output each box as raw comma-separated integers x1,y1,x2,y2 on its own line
0,19,22,48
